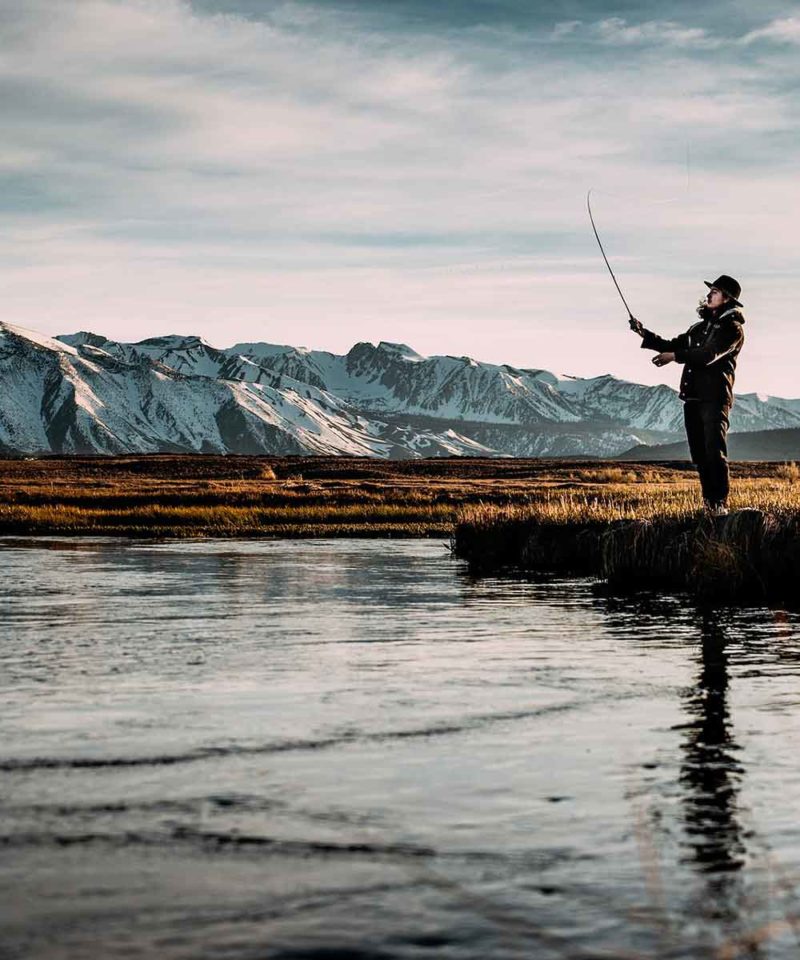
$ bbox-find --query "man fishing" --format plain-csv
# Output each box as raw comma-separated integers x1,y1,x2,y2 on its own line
629,276,745,516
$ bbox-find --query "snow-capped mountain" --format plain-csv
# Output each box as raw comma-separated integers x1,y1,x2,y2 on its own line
1,321,798,458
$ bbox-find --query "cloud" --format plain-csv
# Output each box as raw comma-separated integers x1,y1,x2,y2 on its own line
1,1,800,394
551,20,582,40
552,16,720,48
741,16,800,44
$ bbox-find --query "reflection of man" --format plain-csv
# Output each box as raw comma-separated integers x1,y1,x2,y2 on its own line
678,613,749,939
680,613,745,877
630,276,745,516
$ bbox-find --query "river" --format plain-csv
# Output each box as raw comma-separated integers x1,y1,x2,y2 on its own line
2,538,800,959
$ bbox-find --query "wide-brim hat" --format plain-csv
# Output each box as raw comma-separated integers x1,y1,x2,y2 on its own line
704,275,742,307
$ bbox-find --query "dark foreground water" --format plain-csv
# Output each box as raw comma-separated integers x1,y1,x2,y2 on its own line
2,539,800,960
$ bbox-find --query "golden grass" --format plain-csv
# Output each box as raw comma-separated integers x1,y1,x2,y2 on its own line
457,476,800,528
0,454,797,540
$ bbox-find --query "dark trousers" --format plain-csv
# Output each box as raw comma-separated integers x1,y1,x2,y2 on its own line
684,400,731,506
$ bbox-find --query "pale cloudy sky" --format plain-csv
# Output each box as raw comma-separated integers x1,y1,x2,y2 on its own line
2,0,800,394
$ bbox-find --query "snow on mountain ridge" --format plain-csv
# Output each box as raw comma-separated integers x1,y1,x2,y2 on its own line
3,321,79,356
0,322,790,458
233,340,587,425
376,341,425,362
53,329,800,437
1,325,392,456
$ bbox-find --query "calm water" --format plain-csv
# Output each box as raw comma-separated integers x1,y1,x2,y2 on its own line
2,538,800,960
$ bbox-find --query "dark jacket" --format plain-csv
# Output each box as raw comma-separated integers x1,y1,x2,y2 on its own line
640,304,745,405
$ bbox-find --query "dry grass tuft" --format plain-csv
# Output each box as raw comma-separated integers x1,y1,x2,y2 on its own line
775,461,800,481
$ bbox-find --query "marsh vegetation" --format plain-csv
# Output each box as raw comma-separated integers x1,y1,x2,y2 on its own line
1,455,798,543
452,463,800,603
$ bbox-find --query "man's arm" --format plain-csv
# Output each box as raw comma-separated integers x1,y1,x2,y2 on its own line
629,314,690,352
638,327,690,354
674,323,743,367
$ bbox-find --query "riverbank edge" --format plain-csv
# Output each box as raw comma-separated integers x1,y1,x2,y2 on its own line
0,522,453,539
452,509,800,604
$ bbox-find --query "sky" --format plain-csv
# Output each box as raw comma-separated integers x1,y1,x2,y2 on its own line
2,0,800,395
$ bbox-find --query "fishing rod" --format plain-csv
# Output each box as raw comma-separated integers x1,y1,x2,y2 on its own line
586,189,637,326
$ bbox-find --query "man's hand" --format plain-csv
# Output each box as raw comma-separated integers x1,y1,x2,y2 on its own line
652,352,675,367
629,316,644,336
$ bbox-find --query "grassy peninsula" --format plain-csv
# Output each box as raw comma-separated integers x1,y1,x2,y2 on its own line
452,461,800,604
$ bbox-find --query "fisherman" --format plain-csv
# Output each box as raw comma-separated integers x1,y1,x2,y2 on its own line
630,275,745,516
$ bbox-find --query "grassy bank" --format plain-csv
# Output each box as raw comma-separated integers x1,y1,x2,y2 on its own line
453,484,800,604
0,455,797,547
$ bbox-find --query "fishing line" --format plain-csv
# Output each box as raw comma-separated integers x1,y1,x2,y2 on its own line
586,189,635,322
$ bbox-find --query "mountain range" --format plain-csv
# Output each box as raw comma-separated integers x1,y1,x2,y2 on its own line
1,320,799,459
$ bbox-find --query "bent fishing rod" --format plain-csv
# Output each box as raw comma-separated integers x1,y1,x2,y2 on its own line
586,190,638,327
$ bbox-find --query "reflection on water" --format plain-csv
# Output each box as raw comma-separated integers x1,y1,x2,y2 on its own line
681,614,745,875
679,613,751,946
1,538,800,959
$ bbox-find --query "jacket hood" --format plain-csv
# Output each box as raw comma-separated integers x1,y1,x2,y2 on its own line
721,305,745,325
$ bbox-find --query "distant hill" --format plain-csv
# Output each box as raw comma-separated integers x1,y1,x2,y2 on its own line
617,428,800,462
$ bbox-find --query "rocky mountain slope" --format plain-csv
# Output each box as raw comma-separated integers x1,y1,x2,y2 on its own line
1,321,798,458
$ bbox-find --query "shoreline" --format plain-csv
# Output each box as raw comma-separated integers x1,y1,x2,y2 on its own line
452,509,800,605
